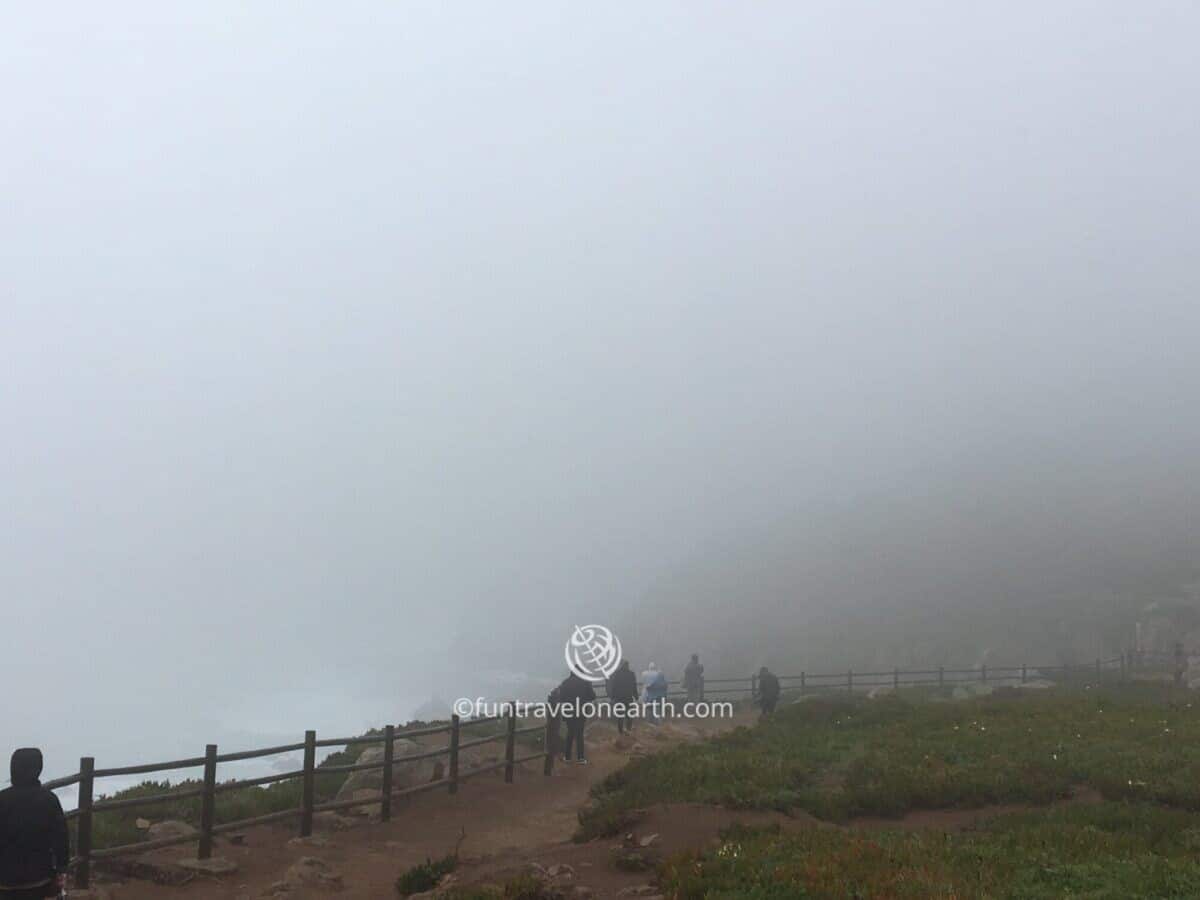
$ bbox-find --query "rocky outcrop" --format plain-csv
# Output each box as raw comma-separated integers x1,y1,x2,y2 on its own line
147,820,197,841
334,739,443,803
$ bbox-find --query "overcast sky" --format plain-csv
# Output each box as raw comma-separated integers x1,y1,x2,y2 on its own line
3,2,1198,771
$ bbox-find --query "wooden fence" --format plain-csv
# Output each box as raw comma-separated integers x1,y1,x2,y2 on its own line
46,649,1159,889
49,709,552,890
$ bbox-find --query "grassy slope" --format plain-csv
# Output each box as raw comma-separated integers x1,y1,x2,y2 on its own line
578,684,1200,898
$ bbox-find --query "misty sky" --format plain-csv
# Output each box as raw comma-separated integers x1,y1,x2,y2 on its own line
3,3,1199,772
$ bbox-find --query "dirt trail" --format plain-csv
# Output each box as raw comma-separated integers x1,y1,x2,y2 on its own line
107,710,757,899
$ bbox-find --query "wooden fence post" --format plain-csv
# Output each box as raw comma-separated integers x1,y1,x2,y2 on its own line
800,671,806,696
198,744,217,859
750,673,757,699
1120,653,1126,682
938,666,944,688
1021,663,1027,684
300,730,316,837
504,702,516,784
543,711,555,776
981,665,987,684
847,670,853,693
893,667,899,690
380,724,395,822
1095,658,1101,682
75,757,94,890
448,714,460,794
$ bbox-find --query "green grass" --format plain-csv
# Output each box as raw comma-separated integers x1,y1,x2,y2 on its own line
661,804,1200,898
396,852,459,896
578,683,1200,839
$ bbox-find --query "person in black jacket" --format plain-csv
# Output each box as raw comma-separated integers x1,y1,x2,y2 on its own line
607,659,638,735
0,748,69,898
555,671,596,764
756,666,781,716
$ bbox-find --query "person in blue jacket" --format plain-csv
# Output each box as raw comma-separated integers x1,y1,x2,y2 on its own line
641,662,669,724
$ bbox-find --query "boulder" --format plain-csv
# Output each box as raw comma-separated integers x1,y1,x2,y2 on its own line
284,856,343,890
176,856,238,876
341,788,382,818
335,740,443,802
147,820,197,841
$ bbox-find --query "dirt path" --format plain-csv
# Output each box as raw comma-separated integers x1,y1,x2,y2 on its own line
105,711,758,899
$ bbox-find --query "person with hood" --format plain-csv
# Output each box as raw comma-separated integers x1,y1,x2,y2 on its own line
0,748,69,899
682,654,705,704
607,659,638,735
756,666,781,716
641,662,669,724
554,670,596,764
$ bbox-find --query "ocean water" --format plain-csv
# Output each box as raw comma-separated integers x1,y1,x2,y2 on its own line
44,687,426,811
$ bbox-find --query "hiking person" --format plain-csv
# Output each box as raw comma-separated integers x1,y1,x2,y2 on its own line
607,659,638,735
642,662,669,724
555,670,596,764
683,653,705,705
0,748,70,899
756,666,781,716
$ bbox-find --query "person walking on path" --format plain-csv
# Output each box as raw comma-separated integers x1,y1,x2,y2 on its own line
607,659,638,735
755,666,781,716
554,671,596,764
642,662,669,724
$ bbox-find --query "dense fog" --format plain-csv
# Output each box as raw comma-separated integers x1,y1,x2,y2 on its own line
2,2,1198,777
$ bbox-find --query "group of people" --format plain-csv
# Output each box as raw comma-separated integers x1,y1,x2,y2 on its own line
0,659,783,891
550,655,784,764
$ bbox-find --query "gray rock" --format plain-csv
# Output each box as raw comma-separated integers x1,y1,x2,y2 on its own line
335,740,443,802
176,856,238,876
284,856,343,890
288,835,331,848
148,820,197,840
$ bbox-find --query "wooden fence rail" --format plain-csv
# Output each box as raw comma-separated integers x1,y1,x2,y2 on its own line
49,651,1162,888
